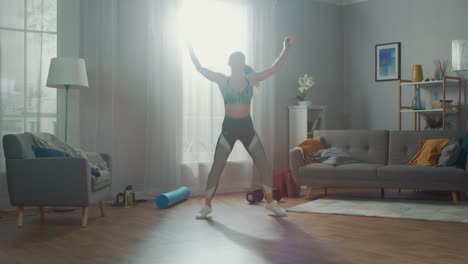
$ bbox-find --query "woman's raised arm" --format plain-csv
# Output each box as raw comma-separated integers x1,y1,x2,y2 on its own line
187,42,226,85
249,37,293,84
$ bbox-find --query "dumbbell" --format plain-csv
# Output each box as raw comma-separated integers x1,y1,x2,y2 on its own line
246,189,282,204
246,189,264,204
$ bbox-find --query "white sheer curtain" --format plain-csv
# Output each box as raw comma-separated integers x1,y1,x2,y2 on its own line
80,0,184,195
246,0,278,184
0,0,57,207
144,0,184,193
79,0,277,196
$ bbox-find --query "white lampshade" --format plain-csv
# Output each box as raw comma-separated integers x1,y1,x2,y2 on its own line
452,40,468,72
46,57,89,88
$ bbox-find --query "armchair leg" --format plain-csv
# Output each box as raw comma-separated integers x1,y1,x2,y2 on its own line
81,207,88,227
39,206,45,224
17,206,24,227
324,187,328,196
99,200,106,217
451,192,459,204
380,188,385,199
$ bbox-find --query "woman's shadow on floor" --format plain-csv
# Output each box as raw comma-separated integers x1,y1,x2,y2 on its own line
205,217,341,263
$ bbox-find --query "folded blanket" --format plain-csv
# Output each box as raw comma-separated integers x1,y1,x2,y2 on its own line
313,146,357,166
27,132,109,171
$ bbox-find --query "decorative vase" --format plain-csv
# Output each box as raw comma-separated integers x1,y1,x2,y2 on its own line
434,71,444,80
412,64,423,82
298,100,312,106
411,89,421,110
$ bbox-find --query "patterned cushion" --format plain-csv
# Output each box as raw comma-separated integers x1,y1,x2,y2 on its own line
437,138,461,167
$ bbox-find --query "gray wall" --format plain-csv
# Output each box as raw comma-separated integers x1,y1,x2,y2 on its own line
344,0,468,130
274,0,344,168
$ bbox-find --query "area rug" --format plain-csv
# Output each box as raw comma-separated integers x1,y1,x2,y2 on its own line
286,198,468,224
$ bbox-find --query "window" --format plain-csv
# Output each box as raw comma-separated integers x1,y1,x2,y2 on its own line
178,0,250,163
0,0,58,137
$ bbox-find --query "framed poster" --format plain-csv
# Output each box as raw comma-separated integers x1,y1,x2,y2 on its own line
375,42,401,81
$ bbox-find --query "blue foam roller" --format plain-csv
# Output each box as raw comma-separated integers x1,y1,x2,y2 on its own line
156,186,190,209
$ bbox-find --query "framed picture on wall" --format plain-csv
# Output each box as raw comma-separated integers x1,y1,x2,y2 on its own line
452,39,468,71
375,42,401,81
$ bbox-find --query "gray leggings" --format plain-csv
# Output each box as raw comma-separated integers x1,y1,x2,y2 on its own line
205,116,272,199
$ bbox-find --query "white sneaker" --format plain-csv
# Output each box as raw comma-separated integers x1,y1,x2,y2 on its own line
196,205,212,219
265,200,288,217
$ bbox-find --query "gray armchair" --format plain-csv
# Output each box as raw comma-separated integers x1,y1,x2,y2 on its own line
2,133,112,227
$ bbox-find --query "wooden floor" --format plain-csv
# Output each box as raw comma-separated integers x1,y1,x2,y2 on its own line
1,188,468,264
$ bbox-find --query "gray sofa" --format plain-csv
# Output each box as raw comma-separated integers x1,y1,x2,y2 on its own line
2,133,112,227
289,130,468,202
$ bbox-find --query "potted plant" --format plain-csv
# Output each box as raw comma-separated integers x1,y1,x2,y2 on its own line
423,114,451,130
433,59,448,80
296,74,315,105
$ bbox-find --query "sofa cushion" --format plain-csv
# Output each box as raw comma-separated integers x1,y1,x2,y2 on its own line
32,146,69,158
299,163,382,181
388,130,468,165
298,136,325,164
455,138,468,169
407,139,449,166
437,138,461,167
314,130,388,165
378,165,465,184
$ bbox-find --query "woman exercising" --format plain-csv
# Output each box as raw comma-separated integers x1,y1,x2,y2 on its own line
188,37,293,219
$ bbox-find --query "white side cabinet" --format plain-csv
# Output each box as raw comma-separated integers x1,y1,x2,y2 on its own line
288,105,327,149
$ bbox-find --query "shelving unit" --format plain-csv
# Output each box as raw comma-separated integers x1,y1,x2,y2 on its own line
288,105,327,149
398,77,462,130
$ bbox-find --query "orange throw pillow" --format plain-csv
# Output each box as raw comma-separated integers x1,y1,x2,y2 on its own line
298,137,325,164
408,139,449,166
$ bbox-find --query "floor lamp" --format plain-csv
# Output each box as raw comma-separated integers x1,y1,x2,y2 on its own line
46,57,88,143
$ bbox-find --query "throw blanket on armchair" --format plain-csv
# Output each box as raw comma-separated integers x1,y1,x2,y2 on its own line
26,133,109,171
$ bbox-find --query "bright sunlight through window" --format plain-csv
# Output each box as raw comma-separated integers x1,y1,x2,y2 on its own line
178,0,247,74
178,0,249,163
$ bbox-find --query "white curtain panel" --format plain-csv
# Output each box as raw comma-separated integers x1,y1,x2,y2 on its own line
79,0,278,196
80,0,119,191
246,0,278,186
144,0,184,194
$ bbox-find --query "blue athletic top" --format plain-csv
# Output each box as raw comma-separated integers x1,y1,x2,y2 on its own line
223,78,253,105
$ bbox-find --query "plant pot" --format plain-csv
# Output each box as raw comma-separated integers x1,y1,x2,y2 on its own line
298,100,312,106
434,71,444,81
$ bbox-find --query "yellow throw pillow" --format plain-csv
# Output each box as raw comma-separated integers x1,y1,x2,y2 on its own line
298,137,325,164
408,139,449,166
